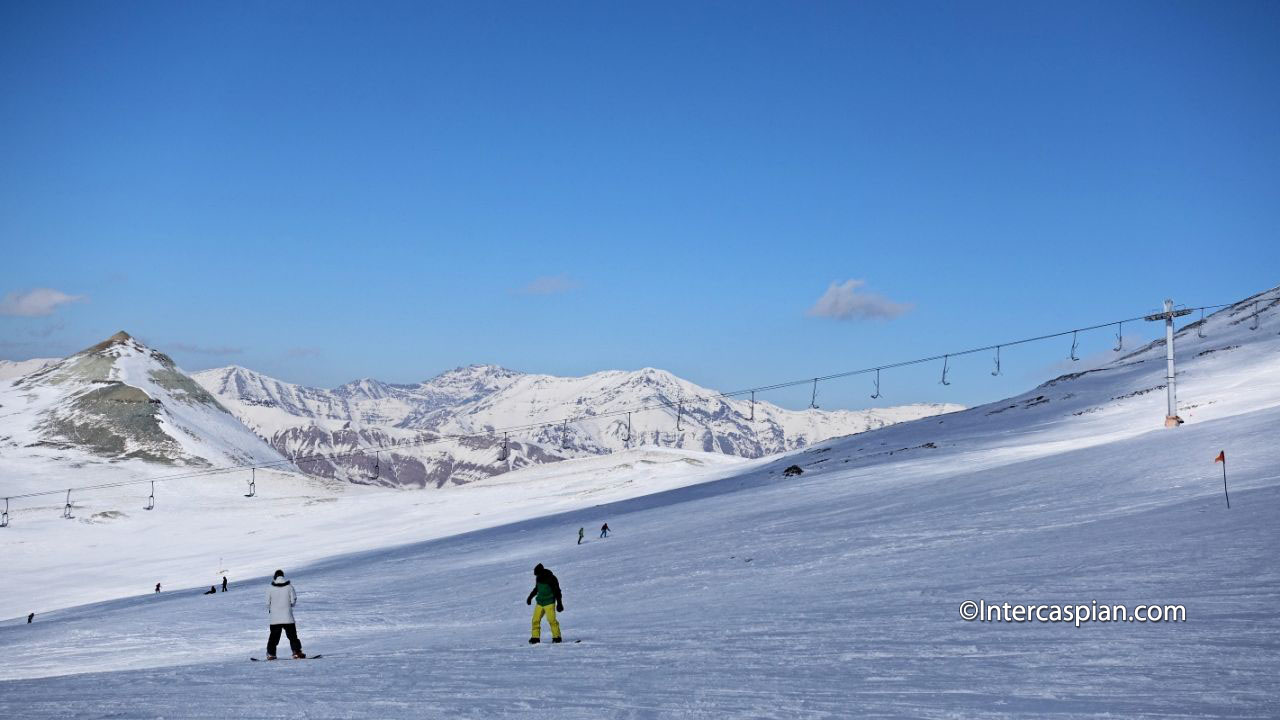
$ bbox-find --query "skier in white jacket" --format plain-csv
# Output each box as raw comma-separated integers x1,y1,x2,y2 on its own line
265,569,306,660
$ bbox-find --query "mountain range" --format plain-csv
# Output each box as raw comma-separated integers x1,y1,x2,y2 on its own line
191,364,961,488
0,335,960,491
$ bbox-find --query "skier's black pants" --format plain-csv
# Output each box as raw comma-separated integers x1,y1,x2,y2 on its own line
267,623,302,656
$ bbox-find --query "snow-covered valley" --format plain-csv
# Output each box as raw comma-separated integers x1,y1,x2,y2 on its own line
0,288,1277,718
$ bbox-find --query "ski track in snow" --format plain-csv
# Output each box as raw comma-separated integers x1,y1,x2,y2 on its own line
1,291,1279,718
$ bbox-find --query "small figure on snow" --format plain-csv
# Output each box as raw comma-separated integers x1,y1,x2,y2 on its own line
203,586,217,595
577,527,584,545
222,576,228,592
266,569,306,660
155,583,161,594
27,613,34,624
526,563,563,644
599,523,610,538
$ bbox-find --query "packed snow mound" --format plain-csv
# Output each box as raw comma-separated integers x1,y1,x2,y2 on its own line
0,332,293,492
193,362,961,488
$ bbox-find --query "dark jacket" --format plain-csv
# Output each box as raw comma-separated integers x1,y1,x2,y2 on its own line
526,567,562,607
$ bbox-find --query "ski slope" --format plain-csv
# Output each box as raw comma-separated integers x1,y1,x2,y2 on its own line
0,448,750,619
1,291,1278,718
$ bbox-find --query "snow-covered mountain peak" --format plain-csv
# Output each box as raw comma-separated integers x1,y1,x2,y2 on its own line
333,377,411,401
0,333,290,473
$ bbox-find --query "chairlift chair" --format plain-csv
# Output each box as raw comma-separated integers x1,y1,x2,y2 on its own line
144,481,155,511
245,468,256,498
62,489,74,519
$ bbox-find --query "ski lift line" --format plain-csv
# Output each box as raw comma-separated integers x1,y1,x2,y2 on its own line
2,301,1243,503
717,312,1168,398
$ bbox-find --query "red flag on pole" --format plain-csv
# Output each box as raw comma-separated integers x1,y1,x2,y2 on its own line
1214,451,1225,463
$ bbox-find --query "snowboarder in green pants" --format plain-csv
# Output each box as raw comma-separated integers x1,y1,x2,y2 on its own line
526,564,563,644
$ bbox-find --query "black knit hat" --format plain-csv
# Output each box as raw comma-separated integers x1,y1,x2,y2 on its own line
274,569,285,579
533,564,543,573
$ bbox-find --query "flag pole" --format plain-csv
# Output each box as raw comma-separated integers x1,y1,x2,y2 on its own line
1222,456,1230,509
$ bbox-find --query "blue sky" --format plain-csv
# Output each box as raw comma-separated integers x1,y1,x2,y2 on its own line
2,1,1277,409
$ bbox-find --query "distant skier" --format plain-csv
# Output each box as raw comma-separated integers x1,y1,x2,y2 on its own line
266,569,306,660
203,586,217,595
222,576,228,592
600,523,610,538
525,564,563,644
155,583,161,594
27,613,34,624
577,527,584,545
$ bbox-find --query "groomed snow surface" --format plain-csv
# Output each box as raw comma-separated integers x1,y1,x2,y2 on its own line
2,293,1279,718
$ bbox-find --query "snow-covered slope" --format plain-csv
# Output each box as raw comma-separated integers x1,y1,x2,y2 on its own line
193,363,960,487
0,332,295,498
0,288,1277,718
0,358,58,381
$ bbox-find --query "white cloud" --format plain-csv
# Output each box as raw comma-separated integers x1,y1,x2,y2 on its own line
0,288,85,317
516,274,579,296
805,280,912,321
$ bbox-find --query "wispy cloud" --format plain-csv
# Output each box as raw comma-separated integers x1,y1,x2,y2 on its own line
286,346,323,358
806,280,912,321
0,288,85,317
515,274,579,296
170,342,244,356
